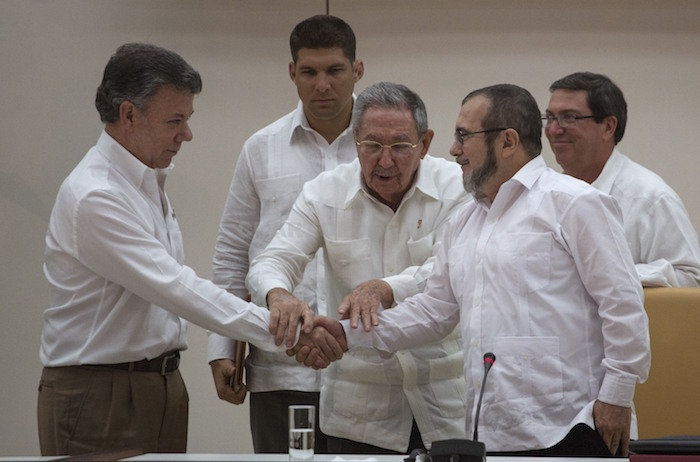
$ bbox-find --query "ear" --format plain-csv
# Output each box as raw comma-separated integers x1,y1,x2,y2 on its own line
118,100,137,128
601,115,618,142
500,128,520,159
419,129,434,159
288,61,296,82
353,59,365,82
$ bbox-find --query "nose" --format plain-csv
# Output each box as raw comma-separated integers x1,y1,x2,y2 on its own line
449,139,462,158
377,146,395,167
315,72,331,93
178,121,193,142
545,119,564,137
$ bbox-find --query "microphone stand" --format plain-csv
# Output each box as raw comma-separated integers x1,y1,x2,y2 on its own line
416,353,496,462
473,352,495,441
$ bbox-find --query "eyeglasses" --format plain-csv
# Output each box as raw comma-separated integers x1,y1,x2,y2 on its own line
454,128,506,146
542,113,602,128
355,138,421,158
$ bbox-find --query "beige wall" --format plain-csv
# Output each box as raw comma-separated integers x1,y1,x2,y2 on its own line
1,0,698,456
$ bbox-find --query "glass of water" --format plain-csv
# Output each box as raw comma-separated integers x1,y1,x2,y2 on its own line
288,404,315,461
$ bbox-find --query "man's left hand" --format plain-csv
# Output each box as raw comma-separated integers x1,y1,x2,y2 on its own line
337,279,393,331
593,399,631,456
266,288,314,347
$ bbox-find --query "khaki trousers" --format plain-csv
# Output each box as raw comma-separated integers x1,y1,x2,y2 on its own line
37,365,188,456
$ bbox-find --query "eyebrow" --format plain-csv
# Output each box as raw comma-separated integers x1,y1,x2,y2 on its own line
171,110,194,119
545,109,579,115
299,61,348,71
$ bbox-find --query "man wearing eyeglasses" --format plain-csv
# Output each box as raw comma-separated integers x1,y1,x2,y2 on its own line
545,71,700,287
292,83,651,456
246,81,471,455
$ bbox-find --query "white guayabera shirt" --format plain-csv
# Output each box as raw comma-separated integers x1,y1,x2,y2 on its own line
207,100,358,393
344,155,651,452
248,155,472,452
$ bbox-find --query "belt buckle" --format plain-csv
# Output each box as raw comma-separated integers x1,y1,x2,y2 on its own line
160,352,179,375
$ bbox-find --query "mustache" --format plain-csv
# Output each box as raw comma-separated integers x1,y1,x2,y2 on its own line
373,167,398,176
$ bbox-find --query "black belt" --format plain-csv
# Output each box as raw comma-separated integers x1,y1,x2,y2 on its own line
90,350,180,375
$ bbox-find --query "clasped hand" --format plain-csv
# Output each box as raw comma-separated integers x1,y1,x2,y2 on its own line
273,280,389,368
286,316,347,369
266,288,315,348
266,289,346,368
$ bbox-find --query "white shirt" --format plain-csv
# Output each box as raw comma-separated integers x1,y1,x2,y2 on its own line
592,149,700,287
207,100,358,392
247,155,472,452
343,155,651,452
41,131,285,366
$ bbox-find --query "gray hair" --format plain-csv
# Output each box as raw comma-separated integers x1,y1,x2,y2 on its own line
95,43,202,123
352,82,428,138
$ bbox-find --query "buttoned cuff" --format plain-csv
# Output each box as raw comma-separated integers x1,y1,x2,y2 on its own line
598,372,638,408
340,319,368,352
383,274,419,305
207,332,236,363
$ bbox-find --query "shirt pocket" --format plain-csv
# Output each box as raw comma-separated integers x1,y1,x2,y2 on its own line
254,174,301,242
484,336,564,430
329,348,396,421
406,232,434,266
496,232,552,295
325,238,372,291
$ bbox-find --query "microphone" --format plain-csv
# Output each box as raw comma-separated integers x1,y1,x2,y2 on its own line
473,352,496,441
420,352,496,462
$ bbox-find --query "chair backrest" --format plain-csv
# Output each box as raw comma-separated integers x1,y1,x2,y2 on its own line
634,287,700,438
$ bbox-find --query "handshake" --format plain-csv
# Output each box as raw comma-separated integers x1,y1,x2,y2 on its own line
286,316,349,369
270,279,391,369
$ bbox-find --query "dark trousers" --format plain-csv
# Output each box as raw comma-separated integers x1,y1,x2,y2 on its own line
37,366,188,456
327,418,426,455
489,423,616,457
249,390,328,454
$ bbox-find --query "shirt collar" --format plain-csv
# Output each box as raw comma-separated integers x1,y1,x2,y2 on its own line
591,148,622,194
288,96,357,145
288,100,307,143
474,155,547,208
510,154,547,191
347,155,442,208
411,156,443,201
341,158,364,206
96,130,174,190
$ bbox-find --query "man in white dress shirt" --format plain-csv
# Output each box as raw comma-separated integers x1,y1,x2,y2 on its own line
37,43,317,457
545,71,700,287
206,15,364,454
247,81,471,455
296,83,651,456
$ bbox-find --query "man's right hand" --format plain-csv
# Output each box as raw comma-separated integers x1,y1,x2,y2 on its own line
209,358,246,405
288,316,348,368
